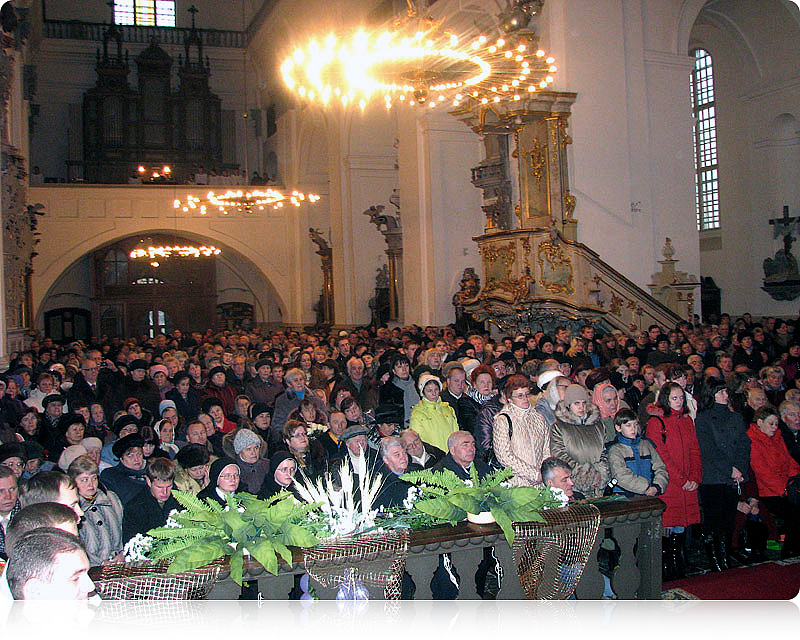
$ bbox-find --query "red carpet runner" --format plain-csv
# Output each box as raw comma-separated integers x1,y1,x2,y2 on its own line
663,561,800,599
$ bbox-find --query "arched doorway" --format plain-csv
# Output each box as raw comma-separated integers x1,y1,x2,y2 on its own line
36,232,285,340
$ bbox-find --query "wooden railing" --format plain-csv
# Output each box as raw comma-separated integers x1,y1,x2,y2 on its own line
207,497,665,600
43,19,245,48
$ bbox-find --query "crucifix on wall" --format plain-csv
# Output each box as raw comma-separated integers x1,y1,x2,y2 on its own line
763,205,800,300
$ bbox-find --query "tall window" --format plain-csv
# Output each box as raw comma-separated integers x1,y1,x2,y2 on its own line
690,48,719,230
115,1,176,27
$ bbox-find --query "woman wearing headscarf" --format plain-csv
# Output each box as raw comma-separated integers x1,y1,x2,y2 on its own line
550,384,609,498
592,381,623,444
257,451,300,500
533,373,570,428
197,457,241,505
409,373,459,453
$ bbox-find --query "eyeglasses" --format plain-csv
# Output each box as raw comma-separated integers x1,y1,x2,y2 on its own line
510,392,530,400
219,473,240,480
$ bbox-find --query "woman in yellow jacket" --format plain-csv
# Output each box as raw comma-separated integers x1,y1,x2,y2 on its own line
409,373,459,453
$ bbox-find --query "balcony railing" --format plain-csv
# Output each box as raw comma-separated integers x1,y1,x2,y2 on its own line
43,19,245,48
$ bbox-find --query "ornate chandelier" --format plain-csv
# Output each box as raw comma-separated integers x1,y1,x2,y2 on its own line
173,188,321,214
280,1,556,110
129,245,221,260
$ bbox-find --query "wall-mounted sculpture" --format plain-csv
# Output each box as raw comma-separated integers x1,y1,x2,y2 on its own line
364,204,402,321
309,227,334,325
763,205,800,301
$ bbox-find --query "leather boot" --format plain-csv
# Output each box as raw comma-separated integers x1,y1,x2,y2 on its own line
662,536,676,582
704,534,723,572
713,533,730,570
745,519,768,563
671,531,687,578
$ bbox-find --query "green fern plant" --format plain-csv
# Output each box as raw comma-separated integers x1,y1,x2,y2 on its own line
401,467,562,546
146,490,319,585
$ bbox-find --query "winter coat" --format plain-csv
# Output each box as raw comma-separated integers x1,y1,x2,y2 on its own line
201,381,238,417
272,388,327,432
121,488,181,545
409,398,459,453
492,401,550,486
747,423,800,497
475,394,503,461
78,487,124,566
440,389,481,436
550,402,609,498
645,407,702,527
694,403,751,485
165,386,201,424
607,434,669,497
99,462,148,505
432,452,491,481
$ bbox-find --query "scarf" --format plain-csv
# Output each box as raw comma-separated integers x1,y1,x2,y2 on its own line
466,386,495,405
393,375,419,427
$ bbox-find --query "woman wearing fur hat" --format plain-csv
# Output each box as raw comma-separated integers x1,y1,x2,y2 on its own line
174,443,211,495
550,384,610,497
493,375,549,486
409,373,459,453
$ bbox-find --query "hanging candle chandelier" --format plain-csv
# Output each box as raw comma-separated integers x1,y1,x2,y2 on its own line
173,188,321,215
280,0,556,110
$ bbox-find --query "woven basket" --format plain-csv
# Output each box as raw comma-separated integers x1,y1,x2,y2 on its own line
91,558,223,600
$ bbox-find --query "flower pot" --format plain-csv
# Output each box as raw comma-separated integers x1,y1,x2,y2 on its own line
467,511,496,525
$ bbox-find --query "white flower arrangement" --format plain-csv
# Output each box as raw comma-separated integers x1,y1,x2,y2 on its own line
123,533,154,562
293,451,386,538
164,509,183,529
306,421,328,436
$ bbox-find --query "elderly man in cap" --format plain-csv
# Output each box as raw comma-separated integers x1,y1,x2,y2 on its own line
99,432,147,505
332,424,379,476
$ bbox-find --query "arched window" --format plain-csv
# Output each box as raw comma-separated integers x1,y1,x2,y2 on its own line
114,1,176,27
103,249,129,286
139,309,170,338
690,48,719,230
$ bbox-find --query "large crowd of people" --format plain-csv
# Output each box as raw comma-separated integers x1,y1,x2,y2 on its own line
1,311,799,600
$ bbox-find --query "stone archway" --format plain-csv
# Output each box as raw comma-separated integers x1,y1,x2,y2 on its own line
34,229,287,337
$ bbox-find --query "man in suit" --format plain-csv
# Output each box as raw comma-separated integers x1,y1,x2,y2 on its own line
401,428,444,471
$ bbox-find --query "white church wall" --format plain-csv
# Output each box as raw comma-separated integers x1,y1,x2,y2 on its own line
691,0,800,316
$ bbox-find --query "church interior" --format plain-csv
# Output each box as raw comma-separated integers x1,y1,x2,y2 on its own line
0,0,798,362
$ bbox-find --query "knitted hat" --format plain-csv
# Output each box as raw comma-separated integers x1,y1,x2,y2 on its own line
417,372,442,396
341,424,369,441
149,364,169,379
42,393,65,410
123,397,141,411
80,437,103,451
537,369,562,390
128,359,148,372
460,358,481,381
563,384,589,406
59,445,88,472
248,403,271,421
176,443,210,469
158,399,177,415
233,429,262,455
112,433,145,459
0,442,27,464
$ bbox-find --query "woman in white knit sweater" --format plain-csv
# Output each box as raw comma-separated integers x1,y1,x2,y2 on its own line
492,374,550,486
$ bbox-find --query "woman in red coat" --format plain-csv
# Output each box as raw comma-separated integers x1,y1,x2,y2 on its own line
747,406,800,558
646,381,703,579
